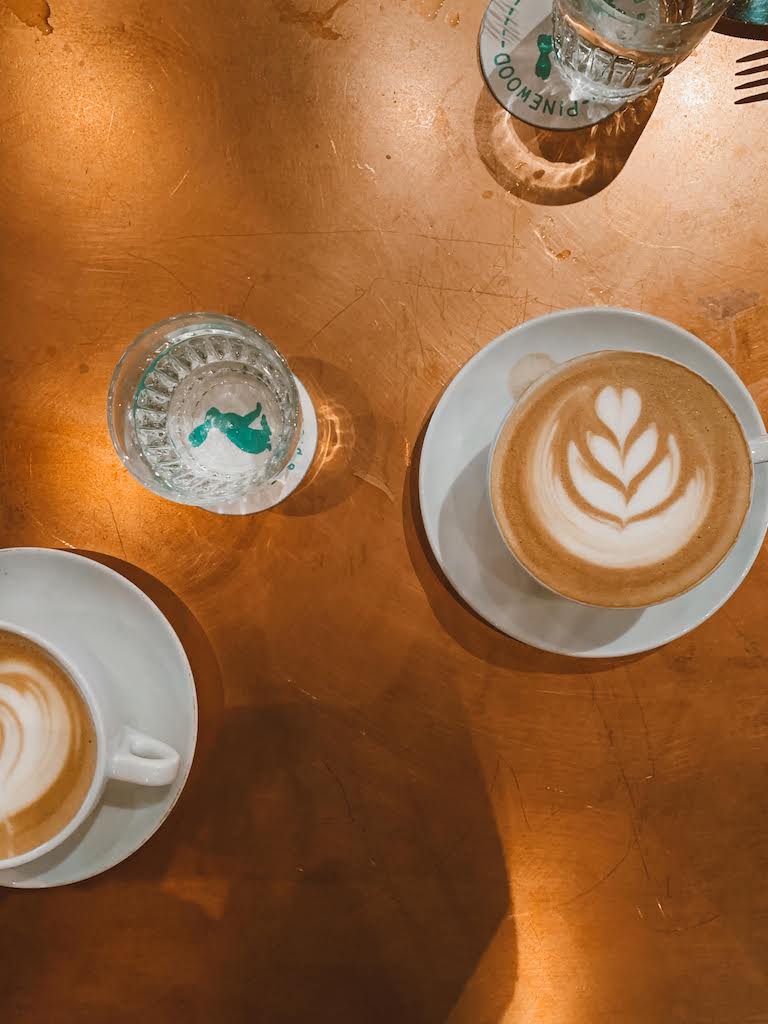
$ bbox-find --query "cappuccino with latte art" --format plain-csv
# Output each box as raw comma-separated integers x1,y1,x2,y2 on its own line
491,351,753,607
0,630,97,859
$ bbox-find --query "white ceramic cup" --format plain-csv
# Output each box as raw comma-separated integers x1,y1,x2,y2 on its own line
0,619,180,870
487,351,768,609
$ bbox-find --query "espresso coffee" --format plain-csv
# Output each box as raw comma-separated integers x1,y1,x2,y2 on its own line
490,351,753,607
0,630,97,859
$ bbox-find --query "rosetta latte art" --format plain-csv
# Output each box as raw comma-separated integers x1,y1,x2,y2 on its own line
0,656,76,828
533,385,710,569
492,350,752,607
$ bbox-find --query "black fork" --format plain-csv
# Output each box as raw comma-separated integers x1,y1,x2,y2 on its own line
735,47,768,103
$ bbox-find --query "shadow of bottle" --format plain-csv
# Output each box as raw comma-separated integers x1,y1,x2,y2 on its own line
474,82,662,205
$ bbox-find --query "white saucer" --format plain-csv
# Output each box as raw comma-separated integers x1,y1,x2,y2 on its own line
0,548,197,887
418,308,768,657
202,376,318,515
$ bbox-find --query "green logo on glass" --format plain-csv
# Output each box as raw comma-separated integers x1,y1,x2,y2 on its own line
189,405,273,454
535,34,553,80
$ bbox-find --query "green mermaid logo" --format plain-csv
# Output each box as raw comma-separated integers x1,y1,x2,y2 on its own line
188,405,272,454
535,33,553,80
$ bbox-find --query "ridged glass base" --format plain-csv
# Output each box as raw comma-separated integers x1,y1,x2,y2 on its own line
552,6,674,97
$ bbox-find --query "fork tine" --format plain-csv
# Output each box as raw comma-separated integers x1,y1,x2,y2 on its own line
736,90,768,103
736,63,768,76
736,76,768,89
736,48,768,62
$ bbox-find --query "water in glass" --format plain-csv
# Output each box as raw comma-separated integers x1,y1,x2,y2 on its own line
109,314,301,506
552,0,730,98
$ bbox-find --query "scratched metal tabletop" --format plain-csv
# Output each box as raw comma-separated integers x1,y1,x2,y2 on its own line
1,0,767,1020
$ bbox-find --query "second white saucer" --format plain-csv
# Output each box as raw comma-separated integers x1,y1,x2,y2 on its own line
418,308,768,657
0,548,197,887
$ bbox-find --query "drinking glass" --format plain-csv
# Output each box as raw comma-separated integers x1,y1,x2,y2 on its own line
108,313,302,507
552,0,732,98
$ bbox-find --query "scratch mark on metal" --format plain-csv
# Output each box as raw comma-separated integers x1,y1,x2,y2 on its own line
105,499,127,558
353,471,395,502
321,760,355,822
728,320,738,364
238,276,258,318
647,913,721,934
593,684,650,879
272,0,350,39
159,227,517,250
560,837,634,906
169,168,190,197
627,674,656,780
502,757,531,830
27,511,75,549
125,251,198,303
306,288,369,347
167,22,193,51
488,754,502,796
105,104,116,145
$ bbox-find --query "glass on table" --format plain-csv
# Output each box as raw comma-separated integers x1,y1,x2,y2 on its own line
552,0,732,98
108,313,302,509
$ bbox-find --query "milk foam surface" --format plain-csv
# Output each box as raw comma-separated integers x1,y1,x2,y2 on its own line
491,351,753,607
0,657,74,821
532,384,708,569
0,631,96,859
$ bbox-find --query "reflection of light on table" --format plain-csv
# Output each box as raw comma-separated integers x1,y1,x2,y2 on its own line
676,60,713,112
302,400,352,487
475,83,661,204
2,26,196,226
488,108,600,192
449,769,589,1022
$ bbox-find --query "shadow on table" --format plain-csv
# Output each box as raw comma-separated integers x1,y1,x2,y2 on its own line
279,357,376,517
184,692,514,1022
474,82,661,205
0,551,516,1024
402,419,646,675
716,8,768,41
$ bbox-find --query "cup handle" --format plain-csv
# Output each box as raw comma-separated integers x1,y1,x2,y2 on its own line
750,435,768,464
109,726,180,786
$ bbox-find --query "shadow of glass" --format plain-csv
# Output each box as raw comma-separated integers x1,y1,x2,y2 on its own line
280,357,376,517
403,420,647,674
474,82,662,205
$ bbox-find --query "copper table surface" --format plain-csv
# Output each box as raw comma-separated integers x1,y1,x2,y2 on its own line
1,0,768,1021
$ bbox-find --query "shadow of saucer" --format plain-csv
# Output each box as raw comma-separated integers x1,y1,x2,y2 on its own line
402,422,647,673
474,82,661,205
279,358,375,516
72,550,224,880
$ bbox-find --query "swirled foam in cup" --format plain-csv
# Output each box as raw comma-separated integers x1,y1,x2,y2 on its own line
490,351,753,607
0,629,96,859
